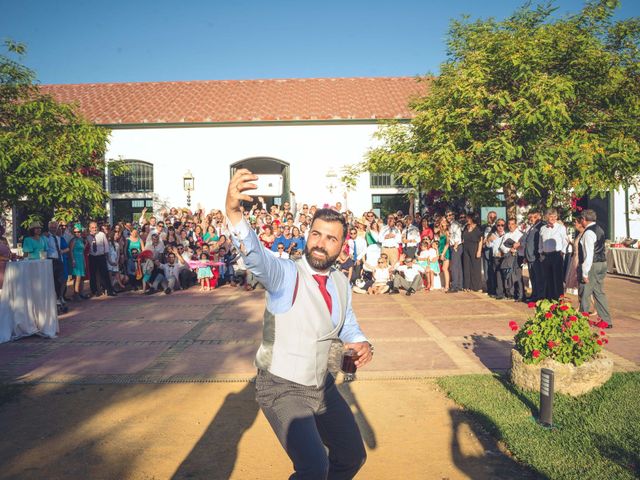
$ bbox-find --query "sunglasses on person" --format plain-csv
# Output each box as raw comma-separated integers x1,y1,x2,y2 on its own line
73,230,81,234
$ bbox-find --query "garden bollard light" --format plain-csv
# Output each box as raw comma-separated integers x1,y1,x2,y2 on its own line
539,368,554,426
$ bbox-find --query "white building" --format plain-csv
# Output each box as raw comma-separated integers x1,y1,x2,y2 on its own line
38,76,640,239
42,77,426,222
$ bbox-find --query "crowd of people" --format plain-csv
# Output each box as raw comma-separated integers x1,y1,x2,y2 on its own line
0,194,610,327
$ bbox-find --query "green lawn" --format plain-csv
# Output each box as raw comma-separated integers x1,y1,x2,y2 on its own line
437,373,640,480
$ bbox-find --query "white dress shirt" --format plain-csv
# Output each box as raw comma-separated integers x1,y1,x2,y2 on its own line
394,263,425,282
87,231,109,256
499,230,523,255
579,222,597,279
539,223,568,254
449,221,462,245
380,225,402,248
403,225,421,248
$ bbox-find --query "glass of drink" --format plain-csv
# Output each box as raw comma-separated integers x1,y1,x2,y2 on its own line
341,348,359,382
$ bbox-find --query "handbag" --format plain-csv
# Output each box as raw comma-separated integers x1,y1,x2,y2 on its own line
500,253,517,272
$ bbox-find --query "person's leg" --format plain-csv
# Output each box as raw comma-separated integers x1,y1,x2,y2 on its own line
167,276,178,292
553,253,564,299
391,276,402,293
51,259,63,299
494,260,505,298
315,378,367,480
462,250,470,290
88,255,98,295
456,247,464,290
97,256,114,294
152,273,165,291
255,371,330,480
542,256,553,300
442,260,450,291
409,275,422,292
591,263,612,325
533,259,545,301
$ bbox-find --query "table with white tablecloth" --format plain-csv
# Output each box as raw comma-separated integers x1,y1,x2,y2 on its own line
606,247,640,277
0,259,59,343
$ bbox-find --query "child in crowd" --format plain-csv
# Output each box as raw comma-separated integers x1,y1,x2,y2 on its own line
126,248,141,290
196,252,215,291
417,238,440,291
369,257,391,295
138,250,155,293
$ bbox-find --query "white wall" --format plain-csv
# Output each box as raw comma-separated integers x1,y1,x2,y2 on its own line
106,123,387,216
612,185,640,240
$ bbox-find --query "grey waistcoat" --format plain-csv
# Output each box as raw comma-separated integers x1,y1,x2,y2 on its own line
255,260,349,387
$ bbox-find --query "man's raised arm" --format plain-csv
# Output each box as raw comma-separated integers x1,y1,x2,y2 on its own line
225,169,292,293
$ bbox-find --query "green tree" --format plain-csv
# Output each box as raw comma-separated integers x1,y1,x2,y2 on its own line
0,40,119,226
365,0,640,217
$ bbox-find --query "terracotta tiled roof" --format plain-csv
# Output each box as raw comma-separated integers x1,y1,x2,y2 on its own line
39,77,430,125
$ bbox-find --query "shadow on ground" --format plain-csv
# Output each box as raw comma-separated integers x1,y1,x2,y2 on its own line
172,380,259,480
449,408,546,479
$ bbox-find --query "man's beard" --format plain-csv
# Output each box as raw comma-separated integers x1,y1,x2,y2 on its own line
304,245,340,271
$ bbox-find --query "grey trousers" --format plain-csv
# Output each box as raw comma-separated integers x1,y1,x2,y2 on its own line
393,275,422,292
255,369,366,480
579,262,611,324
450,245,463,290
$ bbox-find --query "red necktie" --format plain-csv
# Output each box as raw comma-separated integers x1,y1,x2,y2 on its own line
312,274,332,315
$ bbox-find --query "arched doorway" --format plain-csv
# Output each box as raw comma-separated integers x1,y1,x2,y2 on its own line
230,157,290,209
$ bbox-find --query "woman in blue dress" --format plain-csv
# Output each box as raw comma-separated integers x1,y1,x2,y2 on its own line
69,224,88,300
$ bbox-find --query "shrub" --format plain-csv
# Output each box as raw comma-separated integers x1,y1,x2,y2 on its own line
509,296,608,366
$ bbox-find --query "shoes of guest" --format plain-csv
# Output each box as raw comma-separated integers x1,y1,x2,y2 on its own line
164,288,172,295
406,288,415,296
144,288,155,295
389,288,400,295
107,292,117,297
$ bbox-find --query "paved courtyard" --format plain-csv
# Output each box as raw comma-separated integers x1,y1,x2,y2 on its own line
1,274,638,383
1,274,638,479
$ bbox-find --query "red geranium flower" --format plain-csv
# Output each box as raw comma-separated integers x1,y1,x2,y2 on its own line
547,340,555,349
526,330,533,336
572,335,580,342
559,294,565,298
600,330,606,336
550,304,557,311
509,321,519,331
569,315,578,322
532,350,540,358
597,321,608,329
527,302,536,308
545,312,553,319
565,321,572,328
559,305,569,311
597,339,603,345
604,338,609,344
582,312,590,317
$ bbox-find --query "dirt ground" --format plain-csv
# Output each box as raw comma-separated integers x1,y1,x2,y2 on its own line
0,378,538,480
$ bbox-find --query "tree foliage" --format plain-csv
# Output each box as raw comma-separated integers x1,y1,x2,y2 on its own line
0,40,119,226
365,1,640,216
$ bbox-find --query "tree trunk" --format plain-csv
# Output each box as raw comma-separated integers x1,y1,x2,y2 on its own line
504,183,517,220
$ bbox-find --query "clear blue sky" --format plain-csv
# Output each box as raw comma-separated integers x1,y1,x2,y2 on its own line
2,0,638,85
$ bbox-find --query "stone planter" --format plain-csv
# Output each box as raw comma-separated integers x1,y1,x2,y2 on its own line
510,349,613,397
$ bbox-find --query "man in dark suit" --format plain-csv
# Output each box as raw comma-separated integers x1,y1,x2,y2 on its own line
524,210,544,302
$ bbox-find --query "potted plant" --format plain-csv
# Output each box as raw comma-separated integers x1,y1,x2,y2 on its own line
508,296,613,396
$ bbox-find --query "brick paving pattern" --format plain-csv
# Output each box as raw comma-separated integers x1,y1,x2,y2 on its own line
1,274,638,384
